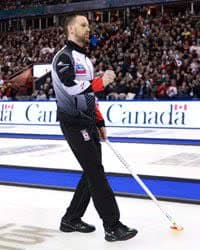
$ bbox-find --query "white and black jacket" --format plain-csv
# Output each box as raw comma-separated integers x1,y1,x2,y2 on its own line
52,40,105,127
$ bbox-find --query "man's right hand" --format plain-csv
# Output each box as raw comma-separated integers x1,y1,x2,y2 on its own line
102,70,116,87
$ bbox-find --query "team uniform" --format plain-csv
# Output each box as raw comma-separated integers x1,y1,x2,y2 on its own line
51,40,120,227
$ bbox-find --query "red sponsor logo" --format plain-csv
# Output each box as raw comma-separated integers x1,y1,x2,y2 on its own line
75,64,86,74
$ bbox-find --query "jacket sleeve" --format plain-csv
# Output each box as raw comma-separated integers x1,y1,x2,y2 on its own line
92,80,105,127
56,53,75,87
95,101,105,128
91,78,104,92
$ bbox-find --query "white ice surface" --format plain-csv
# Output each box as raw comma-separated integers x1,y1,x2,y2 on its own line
0,186,199,250
0,126,199,249
0,125,200,140
0,138,200,179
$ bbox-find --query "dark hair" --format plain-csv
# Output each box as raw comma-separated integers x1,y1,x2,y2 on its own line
64,14,87,38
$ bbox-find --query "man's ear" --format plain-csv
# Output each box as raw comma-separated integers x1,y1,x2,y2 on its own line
68,24,74,35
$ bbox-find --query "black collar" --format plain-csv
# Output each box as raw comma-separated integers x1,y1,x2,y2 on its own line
65,40,86,54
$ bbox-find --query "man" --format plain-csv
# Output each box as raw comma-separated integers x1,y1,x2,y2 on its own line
51,14,138,242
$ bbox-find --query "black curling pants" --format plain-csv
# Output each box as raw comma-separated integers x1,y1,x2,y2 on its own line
59,120,120,227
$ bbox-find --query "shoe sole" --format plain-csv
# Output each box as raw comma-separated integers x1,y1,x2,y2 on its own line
105,230,138,242
60,225,95,233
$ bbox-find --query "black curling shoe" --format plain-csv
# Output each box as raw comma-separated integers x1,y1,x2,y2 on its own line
60,218,96,233
104,222,138,242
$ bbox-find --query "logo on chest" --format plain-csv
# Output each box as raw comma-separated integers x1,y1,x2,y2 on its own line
75,64,86,75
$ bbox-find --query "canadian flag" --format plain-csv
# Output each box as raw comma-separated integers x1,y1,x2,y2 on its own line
4,104,14,110
174,104,187,111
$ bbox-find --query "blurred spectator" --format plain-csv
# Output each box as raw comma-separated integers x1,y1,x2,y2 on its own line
191,79,200,98
0,73,4,86
166,79,178,99
0,82,17,100
177,81,191,99
36,89,47,100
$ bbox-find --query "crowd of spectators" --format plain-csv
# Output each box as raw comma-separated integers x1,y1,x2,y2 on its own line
0,26,64,99
32,75,56,100
0,0,89,10
0,11,200,100
94,13,200,100
0,74,18,100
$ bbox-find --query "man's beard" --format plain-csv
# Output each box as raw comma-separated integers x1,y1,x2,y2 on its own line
81,36,89,45
77,33,89,46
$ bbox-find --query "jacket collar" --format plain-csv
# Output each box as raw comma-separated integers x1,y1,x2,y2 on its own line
65,40,86,54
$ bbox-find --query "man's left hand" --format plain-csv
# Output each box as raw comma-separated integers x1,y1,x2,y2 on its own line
98,127,107,141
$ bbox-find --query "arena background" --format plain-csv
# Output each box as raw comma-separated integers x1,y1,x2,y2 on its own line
0,1,200,249
0,0,200,201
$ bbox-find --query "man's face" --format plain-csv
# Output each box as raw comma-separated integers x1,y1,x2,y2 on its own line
69,16,90,45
